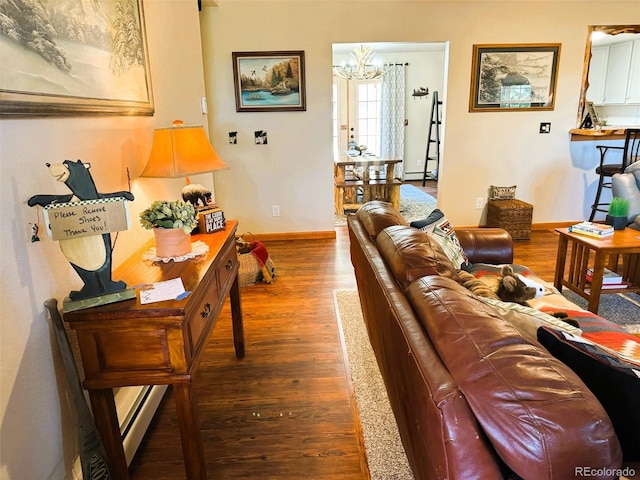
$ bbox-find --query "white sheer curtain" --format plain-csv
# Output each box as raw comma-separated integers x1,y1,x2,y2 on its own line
381,63,406,179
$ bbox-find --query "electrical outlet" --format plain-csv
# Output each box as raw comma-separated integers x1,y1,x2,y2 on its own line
475,197,484,209
539,122,551,134
272,205,280,217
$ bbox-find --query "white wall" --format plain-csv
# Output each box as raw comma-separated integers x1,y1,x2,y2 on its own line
201,0,639,230
0,2,210,478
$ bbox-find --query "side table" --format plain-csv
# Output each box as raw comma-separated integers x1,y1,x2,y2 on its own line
64,221,244,480
553,227,640,313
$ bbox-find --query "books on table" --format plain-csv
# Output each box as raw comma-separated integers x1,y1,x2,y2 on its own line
569,221,614,238
586,267,629,288
586,267,622,284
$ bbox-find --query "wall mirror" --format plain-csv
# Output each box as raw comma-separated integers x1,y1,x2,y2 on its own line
576,25,640,127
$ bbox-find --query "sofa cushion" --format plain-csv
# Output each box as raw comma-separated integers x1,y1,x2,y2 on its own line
355,201,407,240
410,209,470,269
377,225,459,291
611,170,640,223
538,327,640,461
406,275,622,480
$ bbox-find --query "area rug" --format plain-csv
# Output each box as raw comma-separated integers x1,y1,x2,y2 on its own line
333,290,414,480
335,184,437,227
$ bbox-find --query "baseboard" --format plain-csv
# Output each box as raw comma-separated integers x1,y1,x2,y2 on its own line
251,230,336,241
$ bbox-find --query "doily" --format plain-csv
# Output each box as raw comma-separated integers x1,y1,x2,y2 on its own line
142,240,209,263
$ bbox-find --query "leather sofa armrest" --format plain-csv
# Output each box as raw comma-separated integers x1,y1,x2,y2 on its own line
456,228,513,265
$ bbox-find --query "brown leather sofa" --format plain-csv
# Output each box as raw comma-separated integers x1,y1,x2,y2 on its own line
347,201,623,480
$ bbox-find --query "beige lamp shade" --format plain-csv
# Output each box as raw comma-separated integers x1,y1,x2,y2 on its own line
141,120,228,178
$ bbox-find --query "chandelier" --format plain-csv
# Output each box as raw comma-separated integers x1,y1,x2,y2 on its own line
333,45,389,81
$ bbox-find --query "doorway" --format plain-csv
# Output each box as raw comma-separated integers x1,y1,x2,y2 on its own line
332,42,448,198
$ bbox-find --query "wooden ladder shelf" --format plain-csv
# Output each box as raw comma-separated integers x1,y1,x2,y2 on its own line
422,91,443,185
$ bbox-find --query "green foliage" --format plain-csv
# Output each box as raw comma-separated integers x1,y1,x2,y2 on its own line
608,197,630,217
139,200,197,234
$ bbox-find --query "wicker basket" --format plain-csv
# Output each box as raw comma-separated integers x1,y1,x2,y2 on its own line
487,199,533,240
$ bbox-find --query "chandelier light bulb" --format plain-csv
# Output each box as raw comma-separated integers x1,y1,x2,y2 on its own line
333,45,389,81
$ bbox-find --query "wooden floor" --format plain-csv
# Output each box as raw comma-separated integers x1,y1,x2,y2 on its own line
129,192,561,479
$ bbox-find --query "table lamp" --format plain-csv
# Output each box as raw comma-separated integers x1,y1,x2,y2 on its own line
141,119,228,178
141,120,228,233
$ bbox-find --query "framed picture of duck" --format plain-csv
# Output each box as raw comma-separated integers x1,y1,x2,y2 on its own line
232,51,306,112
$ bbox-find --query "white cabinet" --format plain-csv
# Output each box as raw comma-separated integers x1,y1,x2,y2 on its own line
627,39,640,104
587,46,608,104
603,41,633,104
588,40,640,105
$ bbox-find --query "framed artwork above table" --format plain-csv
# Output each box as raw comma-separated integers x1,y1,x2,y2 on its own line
0,0,154,117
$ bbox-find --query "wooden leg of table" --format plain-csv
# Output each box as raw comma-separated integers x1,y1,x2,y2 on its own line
389,184,400,211
88,389,130,480
554,235,568,292
230,274,245,358
335,186,344,215
174,382,207,480
588,252,607,314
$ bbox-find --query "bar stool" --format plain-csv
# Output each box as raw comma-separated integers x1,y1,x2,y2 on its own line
589,128,640,221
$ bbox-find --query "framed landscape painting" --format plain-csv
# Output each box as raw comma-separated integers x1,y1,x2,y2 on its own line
469,44,561,112
0,0,154,117
232,51,306,112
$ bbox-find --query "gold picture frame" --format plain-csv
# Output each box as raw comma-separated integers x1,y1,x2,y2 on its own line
0,0,154,117
232,51,306,112
469,43,561,112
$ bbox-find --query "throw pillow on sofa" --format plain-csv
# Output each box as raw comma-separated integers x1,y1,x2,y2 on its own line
538,326,640,461
611,165,640,223
410,209,470,270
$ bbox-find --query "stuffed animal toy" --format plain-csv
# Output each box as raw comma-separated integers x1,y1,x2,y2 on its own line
517,273,545,298
497,265,537,305
28,160,134,301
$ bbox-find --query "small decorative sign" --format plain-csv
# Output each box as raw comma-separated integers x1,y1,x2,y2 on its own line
199,208,226,233
44,197,131,241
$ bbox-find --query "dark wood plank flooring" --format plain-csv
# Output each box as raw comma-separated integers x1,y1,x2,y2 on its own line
129,188,560,479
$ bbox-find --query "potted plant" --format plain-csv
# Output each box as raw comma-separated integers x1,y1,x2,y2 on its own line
140,200,198,257
606,197,630,230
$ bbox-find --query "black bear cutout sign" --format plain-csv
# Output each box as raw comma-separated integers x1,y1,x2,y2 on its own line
28,160,135,311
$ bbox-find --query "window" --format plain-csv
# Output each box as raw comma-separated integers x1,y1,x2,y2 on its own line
356,82,382,155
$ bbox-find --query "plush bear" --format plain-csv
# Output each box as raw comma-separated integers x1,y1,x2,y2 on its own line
28,160,134,301
496,265,537,305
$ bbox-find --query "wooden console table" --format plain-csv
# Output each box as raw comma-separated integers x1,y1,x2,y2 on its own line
64,221,244,480
334,154,403,214
554,227,640,313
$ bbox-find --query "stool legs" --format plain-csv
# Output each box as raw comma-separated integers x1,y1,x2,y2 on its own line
589,172,609,221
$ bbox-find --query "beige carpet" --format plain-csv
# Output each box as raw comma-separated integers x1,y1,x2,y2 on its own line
333,290,414,480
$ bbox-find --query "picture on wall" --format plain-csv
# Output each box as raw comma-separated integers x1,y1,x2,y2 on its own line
469,44,561,112
0,0,154,117
232,51,306,112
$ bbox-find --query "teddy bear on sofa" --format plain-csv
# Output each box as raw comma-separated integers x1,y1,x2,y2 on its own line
497,265,537,305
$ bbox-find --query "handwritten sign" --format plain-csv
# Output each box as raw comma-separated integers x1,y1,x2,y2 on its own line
44,198,130,241
199,208,226,233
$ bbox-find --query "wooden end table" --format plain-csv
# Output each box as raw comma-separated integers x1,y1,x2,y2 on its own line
64,221,244,479
554,227,640,313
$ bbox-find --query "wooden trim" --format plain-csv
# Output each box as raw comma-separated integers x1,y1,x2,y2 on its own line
251,231,337,242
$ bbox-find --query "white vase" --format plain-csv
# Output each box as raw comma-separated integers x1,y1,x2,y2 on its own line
153,228,192,257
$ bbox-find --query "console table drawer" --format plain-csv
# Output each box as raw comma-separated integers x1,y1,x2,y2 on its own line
217,237,239,291
184,272,219,363
75,318,192,388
